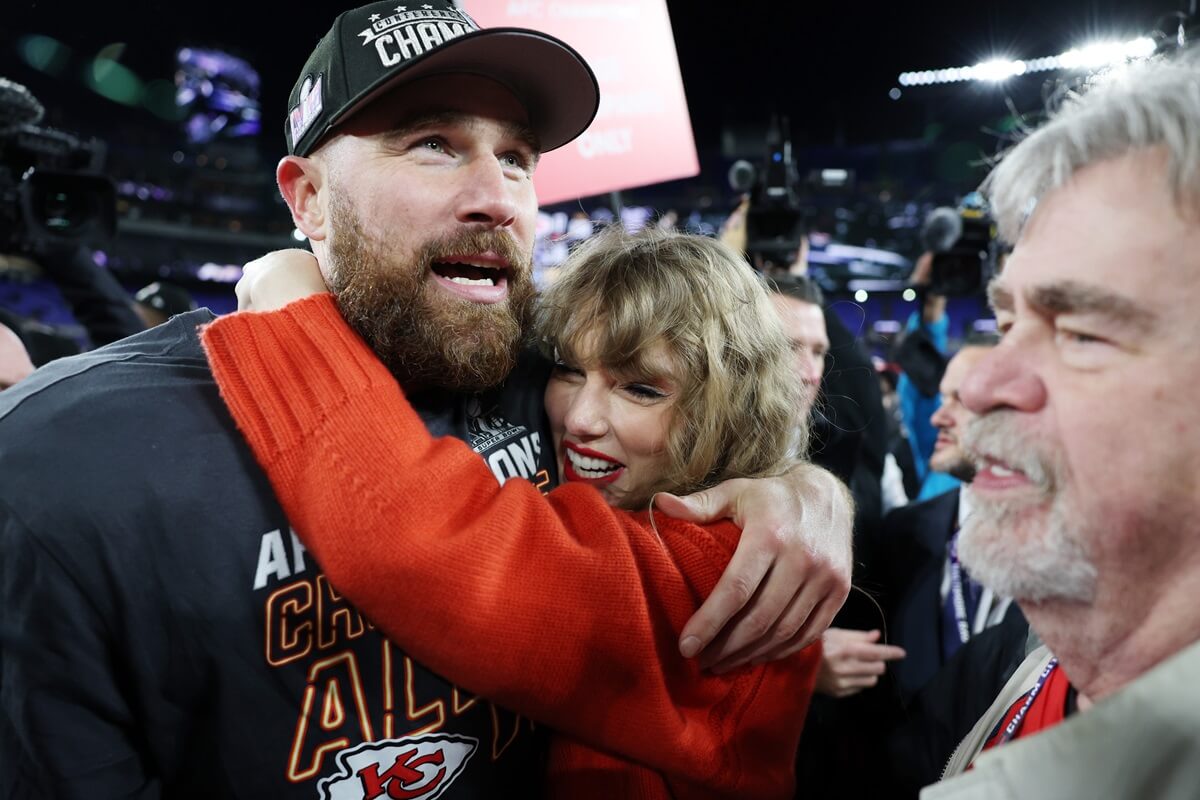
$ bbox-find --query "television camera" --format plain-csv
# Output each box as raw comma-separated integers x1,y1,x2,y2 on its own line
0,78,116,254
727,115,855,269
919,193,998,296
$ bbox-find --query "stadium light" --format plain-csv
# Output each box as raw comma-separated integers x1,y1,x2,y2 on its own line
898,36,1157,87
970,59,1027,82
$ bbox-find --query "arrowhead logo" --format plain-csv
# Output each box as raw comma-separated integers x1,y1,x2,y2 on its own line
318,734,478,800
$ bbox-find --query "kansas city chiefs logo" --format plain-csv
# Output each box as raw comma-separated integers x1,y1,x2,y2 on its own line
318,734,477,800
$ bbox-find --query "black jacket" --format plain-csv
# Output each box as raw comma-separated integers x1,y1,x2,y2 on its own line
0,312,554,799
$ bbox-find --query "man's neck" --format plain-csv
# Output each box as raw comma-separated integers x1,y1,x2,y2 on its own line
1022,573,1200,701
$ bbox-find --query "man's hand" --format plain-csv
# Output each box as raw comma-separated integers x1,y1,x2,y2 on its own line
236,249,329,312
656,464,853,672
815,628,905,698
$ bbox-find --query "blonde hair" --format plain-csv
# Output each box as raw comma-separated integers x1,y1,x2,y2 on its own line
535,226,804,509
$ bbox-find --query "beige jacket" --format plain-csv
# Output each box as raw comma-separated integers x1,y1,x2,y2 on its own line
921,638,1200,800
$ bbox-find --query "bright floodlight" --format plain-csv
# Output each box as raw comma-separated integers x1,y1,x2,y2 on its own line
854,289,869,303
1059,41,1125,69
291,228,307,242
898,35,1157,86
971,59,1027,82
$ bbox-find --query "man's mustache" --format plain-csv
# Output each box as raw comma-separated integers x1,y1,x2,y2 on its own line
962,411,1058,493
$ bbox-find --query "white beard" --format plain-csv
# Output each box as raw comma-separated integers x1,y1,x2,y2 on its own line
958,412,1098,603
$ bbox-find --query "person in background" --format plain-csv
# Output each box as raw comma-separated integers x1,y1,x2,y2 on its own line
767,273,828,423
764,272,901,797
879,339,1024,703
895,272,958,502
768,273,906,700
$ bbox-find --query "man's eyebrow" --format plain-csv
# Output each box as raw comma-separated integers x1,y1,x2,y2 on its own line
1025,280,1157,332
386,109,541,157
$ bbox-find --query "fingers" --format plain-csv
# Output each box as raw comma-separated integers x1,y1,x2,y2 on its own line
699,560,812,669
236,250,327,312
656,483,740,526
783,571,847,654
678,534,773,658
713,574,818,669
865,643,907,662
830,674,881,698
735,559,849,668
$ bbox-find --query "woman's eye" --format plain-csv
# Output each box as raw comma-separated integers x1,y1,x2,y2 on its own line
624,383,667,400
552,361,584,378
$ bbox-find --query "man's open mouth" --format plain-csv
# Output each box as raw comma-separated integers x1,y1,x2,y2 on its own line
432,260,507,287
429,254,511,302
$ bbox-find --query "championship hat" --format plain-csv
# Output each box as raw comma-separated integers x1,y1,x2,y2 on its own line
285,0,599,157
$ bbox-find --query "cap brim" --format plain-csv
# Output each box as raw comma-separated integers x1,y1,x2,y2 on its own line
332,28,599,153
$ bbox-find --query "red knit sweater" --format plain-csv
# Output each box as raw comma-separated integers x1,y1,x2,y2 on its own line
202,294,819,799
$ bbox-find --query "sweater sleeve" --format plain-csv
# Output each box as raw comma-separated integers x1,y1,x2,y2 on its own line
201,295,817,798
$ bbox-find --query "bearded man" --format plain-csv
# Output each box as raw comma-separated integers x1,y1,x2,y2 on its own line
0,3,852,796
924,47,1200,798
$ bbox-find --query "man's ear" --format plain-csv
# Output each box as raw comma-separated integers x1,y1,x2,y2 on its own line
277,155,328,242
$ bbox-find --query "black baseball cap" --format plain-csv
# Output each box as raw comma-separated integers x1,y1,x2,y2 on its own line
286,0,599,157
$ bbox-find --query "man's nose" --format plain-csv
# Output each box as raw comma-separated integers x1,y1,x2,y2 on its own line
960,342,1047,416
930,400,952,431
454,156,518,230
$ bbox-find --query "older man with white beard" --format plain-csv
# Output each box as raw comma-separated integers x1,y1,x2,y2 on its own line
923,48,1200,799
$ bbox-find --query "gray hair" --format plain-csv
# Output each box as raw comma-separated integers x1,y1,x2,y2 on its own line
985,47,1200,243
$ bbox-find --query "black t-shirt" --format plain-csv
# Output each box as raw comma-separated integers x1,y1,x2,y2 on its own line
0,310,556,799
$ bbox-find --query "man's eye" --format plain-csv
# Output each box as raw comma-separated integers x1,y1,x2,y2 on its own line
1055,329,1104,346
420,137,447,153
500,152,531,171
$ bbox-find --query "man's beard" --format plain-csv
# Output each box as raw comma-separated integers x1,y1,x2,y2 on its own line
958,411,1098,603
326,197,536,392
931,443,977,482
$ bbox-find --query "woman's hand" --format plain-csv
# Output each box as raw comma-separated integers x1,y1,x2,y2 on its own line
815,628,906,698
236,249,329,312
